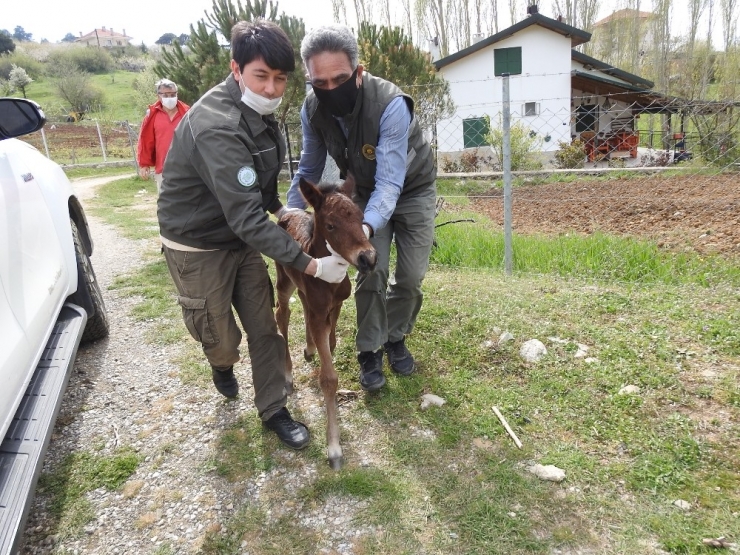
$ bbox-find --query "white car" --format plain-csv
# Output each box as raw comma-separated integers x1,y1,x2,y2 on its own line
0,97,109,554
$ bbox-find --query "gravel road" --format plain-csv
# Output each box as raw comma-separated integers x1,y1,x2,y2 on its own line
20,176,372,555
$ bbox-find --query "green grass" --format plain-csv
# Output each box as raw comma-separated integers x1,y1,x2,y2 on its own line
74,173,740,554
65,165,137,180
36,448,141,539
431,207,740,287
86,175,159,240
25,70,143,123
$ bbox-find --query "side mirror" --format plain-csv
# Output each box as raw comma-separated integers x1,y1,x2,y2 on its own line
0,98,46,140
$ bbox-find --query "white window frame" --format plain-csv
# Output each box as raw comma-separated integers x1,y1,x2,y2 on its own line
523,102,539,117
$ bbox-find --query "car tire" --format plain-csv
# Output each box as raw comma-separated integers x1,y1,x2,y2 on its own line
68,219,110,343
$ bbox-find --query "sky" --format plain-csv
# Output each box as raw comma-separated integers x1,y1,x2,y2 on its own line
1,0,716,49
1,0,337,45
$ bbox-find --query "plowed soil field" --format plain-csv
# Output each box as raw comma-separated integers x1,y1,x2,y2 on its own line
471,174,740,258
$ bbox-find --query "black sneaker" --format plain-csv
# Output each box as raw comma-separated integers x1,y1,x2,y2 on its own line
383,338,416,376
263,407,310,450
211,365,239,398
358,349,386,392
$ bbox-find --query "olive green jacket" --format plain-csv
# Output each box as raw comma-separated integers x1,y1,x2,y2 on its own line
158,76,311,271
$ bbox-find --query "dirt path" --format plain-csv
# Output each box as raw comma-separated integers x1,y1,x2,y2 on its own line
21,175,369,555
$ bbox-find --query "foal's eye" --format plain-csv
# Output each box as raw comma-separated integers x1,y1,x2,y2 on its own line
326,224,336,231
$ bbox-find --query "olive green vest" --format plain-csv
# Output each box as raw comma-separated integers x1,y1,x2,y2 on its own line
305,72,436,202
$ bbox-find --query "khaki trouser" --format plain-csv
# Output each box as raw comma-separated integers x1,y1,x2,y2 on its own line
154,173,163,194
355,185,437,352
162,244,287,420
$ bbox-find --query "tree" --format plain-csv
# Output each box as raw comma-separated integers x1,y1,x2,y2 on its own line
156,33,178,45
720,0,738,51
154,0,307,125
61,33,77,43
50,62,105,117
0,33,15,55
177,33,190,44
13,26,33,42
9,64,32,98
357,23,454,131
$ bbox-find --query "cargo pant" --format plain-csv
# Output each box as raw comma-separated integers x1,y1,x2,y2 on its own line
162,244,287,420
354,184,436,353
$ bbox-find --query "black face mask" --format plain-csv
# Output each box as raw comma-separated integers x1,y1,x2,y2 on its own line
312,68,360,117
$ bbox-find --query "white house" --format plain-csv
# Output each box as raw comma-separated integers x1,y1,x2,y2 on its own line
76,27,133,48
433,10,676,162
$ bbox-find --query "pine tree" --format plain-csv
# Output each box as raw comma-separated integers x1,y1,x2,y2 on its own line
357,22,454,132
153,0,306,124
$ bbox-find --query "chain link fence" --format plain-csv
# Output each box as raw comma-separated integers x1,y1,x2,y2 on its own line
16,76,739,267
422,74,740,270
20,119,140,168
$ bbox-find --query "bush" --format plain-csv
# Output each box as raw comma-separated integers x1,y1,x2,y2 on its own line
640,149,671,167
48,46,114,74
0,51,44,79
485,117,543,171
440,155,462,173
117,56,147,72
553,139,586,169
51,62,106,116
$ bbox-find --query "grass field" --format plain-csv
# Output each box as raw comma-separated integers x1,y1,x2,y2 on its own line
57,175,740,554
24,70,143,124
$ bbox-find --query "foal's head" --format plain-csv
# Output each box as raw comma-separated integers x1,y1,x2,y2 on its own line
299,176,377,274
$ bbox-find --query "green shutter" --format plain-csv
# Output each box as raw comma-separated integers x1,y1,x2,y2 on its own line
494,47,522,76
463,118,490,148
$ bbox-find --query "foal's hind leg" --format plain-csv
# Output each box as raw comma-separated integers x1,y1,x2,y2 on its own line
308,310,343,469
275,267,296,395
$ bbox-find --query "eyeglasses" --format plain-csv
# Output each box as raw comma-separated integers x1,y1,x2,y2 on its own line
158,91,177,98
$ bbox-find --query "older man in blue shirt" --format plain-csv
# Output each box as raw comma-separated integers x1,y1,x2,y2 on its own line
284,24,437,392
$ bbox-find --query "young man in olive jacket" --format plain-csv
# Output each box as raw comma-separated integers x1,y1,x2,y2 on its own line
158,20,349,450
286,25,437,392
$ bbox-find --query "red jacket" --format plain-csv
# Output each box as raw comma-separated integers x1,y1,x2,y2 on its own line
137,99,189,174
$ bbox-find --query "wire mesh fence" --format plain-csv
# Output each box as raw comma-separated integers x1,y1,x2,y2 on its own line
15,75,740,271
418,72,740,276
20,120,139,167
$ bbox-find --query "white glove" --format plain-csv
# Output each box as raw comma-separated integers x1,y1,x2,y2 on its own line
314,255,349,283
362,224,372,239
325,241,349,262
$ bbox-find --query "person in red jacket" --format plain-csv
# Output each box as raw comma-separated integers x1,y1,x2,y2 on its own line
137,79,189,193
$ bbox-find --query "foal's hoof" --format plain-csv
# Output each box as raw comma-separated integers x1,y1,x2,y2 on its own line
303,349,315,362
328,455,344,471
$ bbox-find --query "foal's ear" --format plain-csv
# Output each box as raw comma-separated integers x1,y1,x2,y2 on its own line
339,173,356,197
299,177,324,210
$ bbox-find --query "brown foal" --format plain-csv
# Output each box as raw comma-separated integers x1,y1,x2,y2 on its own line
275,176,377,469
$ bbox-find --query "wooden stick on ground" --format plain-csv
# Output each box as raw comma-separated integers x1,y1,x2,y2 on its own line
492,406,523,449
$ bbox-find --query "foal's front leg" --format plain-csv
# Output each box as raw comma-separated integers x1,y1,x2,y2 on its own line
298,290,317,361
308,309,342,470
275,267,296,395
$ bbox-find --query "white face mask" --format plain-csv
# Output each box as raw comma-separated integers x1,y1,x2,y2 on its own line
161,96,178,110
240,75,282,115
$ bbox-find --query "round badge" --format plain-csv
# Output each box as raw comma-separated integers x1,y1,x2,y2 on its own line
237,166,257,187
362,144,376,160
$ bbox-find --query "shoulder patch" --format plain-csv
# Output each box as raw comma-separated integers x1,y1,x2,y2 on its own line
237,166,257,187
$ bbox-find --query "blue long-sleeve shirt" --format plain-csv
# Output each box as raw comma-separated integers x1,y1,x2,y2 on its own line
287,96,411,233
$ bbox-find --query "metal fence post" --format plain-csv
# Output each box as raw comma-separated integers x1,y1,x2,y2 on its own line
125,120,139,170
95,119,107,162
502,73,513,275
283,122,295,180
40,127,50,159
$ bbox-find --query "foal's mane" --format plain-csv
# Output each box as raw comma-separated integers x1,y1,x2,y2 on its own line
282,180,348,252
